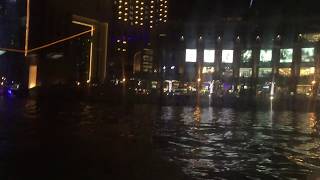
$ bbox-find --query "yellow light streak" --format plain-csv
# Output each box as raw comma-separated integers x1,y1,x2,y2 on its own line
0,48,25,53
27,29,94,53
25,0,30,56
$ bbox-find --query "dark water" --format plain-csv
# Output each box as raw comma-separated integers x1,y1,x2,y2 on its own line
154,106,320,180
0,96,319,179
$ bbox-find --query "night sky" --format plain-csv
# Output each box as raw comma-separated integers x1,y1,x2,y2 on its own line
170,0,320,22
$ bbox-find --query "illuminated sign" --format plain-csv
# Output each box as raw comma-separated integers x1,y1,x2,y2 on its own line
222,50,233,63
204,50,215,63
280,49,293,63
260,50,272,62
241,50,252,63
185,49,197,62
301,48,315,63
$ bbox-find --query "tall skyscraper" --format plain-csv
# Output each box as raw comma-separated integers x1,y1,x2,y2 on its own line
115,0,168,29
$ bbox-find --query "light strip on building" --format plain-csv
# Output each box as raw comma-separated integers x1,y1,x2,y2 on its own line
25,0,30,56
72,21,95,83
0,48,25,53
28,29,93,53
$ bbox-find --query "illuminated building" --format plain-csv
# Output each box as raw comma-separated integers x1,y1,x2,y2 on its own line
114,0,168,28
153,14,320,97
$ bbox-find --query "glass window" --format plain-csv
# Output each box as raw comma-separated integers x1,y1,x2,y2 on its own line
278,68,291,77
202,67,215,74
258,68,272,77
222,50,233,63
260,50,272,62
185,49,197,62
301,48,315,63
280,49,293,63
300,67,315,76
241,50,252,63
204,50,215,63
239,68,252,78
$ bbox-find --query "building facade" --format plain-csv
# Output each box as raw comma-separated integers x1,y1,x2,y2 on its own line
153,17,320,97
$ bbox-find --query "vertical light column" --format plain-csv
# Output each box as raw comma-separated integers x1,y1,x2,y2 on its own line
25,0,30,56
28,55,38,89
139,1,144,26
28,65,37,89
159,0,164,23
134,0,140,25
163,0,168,23
149,0,155,28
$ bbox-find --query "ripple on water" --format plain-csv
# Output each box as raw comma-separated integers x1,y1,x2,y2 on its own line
155,107,320,179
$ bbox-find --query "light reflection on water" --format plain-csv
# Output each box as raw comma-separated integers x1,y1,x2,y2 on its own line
1,97,320,179
154,107,320,179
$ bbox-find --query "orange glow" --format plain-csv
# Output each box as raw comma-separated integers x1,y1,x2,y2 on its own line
28,29,94,53
28,65,37,89
25,0,30,56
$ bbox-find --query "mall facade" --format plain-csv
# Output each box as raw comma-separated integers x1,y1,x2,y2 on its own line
154,21,320,97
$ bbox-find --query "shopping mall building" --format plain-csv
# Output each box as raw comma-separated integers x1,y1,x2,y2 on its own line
155,17,320,97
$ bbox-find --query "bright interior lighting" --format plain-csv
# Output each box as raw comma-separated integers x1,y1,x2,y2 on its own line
204,50,215,63
185,49,197,62
222,50,234,63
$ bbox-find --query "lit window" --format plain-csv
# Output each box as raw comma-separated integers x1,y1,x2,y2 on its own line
300,67,315,76
222,50,234,63
278,68,291,77
260,50,272,62
185,49,197,62
301,48,315,63
202,67,215,74
280,49,293,63
258,68,272,77
240,68,252,78
241,50,252,63
204,50,215,63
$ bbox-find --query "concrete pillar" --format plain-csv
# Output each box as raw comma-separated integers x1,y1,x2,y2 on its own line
291,42,301,94
197,36,204,86
252,42,261,94
233,41,241,88
314,42,320,97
